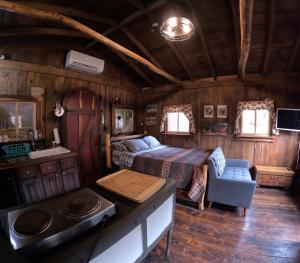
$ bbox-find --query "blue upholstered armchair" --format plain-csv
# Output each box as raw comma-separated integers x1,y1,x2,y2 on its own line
207,147,256,216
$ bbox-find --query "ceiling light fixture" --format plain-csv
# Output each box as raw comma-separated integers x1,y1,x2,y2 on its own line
160,1,195,41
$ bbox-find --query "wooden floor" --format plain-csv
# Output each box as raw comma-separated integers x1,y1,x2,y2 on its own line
145,188,300,263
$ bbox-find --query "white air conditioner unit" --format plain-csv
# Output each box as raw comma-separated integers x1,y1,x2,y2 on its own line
65,50,105,75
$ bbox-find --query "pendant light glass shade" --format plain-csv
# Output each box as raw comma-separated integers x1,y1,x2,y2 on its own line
160,16,195,41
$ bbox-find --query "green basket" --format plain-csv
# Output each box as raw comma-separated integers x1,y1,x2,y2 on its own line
1,143,31,157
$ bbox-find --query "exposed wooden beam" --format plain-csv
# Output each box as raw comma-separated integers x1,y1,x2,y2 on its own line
286,27,300,72
166,41,194,81
238,0,254,81
187,0,217,79
262,0,276,75
121,27,164,69
113,51,156,87
86,0,167,49
120,0,144,10
0,0,185,87
230,0,240,75
0,27,90,38
10,1,116,26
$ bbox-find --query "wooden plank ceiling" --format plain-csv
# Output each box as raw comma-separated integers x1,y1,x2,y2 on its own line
0,0,300,87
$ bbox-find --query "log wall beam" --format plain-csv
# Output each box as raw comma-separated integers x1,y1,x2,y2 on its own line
238,0,254,81
187,0,217,79
0,0,185,87
10,1,116,25
86,0,167,49
262,0,276,75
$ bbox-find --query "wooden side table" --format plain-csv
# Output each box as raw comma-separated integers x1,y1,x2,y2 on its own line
255,166,295,189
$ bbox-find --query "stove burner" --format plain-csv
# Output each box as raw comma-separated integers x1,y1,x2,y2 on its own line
14,210,52,237
58,192,101,218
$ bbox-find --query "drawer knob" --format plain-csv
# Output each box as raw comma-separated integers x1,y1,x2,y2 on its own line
47,166,51,170
26,171,29,175
56,174,59,177
63,172,66,175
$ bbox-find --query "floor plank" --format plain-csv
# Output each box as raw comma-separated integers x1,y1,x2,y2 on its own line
144,188,300,263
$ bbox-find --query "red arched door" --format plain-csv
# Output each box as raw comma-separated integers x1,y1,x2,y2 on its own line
62,88,102,184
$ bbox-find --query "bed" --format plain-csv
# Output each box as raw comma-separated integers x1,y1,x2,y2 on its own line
105,133,211,210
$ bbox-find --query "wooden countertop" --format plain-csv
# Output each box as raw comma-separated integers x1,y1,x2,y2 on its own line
0,179,177,263
0,151,77,171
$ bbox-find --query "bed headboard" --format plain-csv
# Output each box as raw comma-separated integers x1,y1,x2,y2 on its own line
105,133,145,169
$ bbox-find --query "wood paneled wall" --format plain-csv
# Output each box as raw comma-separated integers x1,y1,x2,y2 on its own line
143,74,300,168
0,50,141,143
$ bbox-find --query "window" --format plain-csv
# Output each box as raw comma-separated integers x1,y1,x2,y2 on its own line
241,109,270,136
0,98,36,141
166,112,190,134
160,104,196,135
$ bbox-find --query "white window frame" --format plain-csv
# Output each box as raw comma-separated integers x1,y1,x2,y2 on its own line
165,112,190,135
240,109,271,137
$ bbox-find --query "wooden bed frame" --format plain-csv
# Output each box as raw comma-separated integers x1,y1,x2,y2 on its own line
105,133,208,210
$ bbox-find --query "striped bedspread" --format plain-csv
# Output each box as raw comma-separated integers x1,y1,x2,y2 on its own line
131,147,211,201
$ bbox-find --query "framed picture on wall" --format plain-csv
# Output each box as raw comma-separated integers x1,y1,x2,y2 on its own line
112,104,135,135
146,104,157,113
146,116,157,126
204,105,214,118
217,105,227,118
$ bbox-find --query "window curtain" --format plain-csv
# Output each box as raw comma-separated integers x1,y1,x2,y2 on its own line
160,104,196,134
234,99,276,135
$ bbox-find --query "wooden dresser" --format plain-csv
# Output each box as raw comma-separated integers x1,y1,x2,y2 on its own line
255,166,295,189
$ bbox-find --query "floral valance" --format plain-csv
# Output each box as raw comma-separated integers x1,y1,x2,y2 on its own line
160,104,196,134
234,99,276,135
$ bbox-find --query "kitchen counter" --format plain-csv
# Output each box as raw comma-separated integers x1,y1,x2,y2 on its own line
0,179,177,263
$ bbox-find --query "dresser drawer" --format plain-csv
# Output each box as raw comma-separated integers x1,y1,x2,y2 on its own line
40,162,58,175
18,166,37,179
60,158,76,170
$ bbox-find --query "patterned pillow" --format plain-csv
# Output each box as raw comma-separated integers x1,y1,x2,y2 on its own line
209,147,226,176
143,136,161,148
123,139,150,153
111,142,128,152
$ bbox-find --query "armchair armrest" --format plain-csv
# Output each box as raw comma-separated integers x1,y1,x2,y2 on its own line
226,159,249,168
209,177,256,208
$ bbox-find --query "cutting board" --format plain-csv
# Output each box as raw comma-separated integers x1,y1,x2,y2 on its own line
96,169,166,203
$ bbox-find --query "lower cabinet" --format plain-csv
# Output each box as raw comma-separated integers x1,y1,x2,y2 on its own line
42,173,64,198
17,156,79,204
19,176,46,204
61,168,80,192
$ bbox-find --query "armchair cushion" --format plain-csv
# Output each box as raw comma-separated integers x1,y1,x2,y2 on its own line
222,167,252,181
209,147,226,176
226,159,249,168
